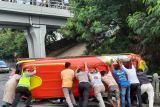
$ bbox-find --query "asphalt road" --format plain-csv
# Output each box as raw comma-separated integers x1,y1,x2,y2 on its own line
0,72,9,104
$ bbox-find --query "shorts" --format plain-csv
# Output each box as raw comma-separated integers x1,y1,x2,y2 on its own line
108,85,120,100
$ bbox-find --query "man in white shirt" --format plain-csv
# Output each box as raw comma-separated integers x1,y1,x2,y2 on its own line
88,65,105,107
119,60,142,107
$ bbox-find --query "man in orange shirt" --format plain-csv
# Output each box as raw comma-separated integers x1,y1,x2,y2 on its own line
61,62,77,107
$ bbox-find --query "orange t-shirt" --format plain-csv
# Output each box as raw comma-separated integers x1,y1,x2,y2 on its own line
61,68,74,88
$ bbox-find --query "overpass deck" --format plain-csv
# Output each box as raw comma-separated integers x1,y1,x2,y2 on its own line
0,0,72,58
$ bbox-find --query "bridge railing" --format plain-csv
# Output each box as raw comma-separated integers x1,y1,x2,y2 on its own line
0,0,70,9
48,0,69,9
148,73,160,104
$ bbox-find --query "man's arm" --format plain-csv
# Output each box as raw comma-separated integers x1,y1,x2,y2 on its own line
117,59,123,69
84,62,89,73
131,60,136,68
94,64,100,72
108,65,113,73
75,64,80,78
118,59,128,71
61,71,63,79
75,64,80,73
26,66,36,76
110,59,114,71
143,61,148,73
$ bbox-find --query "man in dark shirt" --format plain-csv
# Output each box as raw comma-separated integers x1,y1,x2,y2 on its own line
137,69,154,107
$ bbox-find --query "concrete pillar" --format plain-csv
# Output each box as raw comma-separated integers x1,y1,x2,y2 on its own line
24,29,35,58
24,25,46,58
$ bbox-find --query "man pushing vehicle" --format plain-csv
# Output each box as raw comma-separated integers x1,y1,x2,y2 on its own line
12,66,36,107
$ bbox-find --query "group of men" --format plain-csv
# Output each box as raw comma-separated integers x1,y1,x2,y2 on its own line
61,60,154,107
2,59,154,107
2,66,36,107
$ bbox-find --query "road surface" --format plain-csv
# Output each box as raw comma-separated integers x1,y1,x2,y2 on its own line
57,43,87,57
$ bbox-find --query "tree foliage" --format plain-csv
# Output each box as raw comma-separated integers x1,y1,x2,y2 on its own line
0,29,28,59
127,0,160,66
59,0,160,72
59,0,144,54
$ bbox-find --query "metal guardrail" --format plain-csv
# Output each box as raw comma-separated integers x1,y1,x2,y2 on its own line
0,0,69,9
148,74,160,104
147,75,160,82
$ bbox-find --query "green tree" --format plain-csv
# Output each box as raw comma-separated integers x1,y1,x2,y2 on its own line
0,29,28,59
59,0,144,54
127,0,160,67
59,0,160,73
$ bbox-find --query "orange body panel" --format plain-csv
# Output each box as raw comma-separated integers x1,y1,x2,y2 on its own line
19,54,142,99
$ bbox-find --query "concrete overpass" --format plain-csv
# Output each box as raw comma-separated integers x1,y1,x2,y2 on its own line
0,1,71,58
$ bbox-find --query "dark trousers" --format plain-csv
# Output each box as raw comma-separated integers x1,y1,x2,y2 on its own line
78,82,90,107
12,86,32,107
2,103,11,107
2,102,11,107
131,83,142,107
